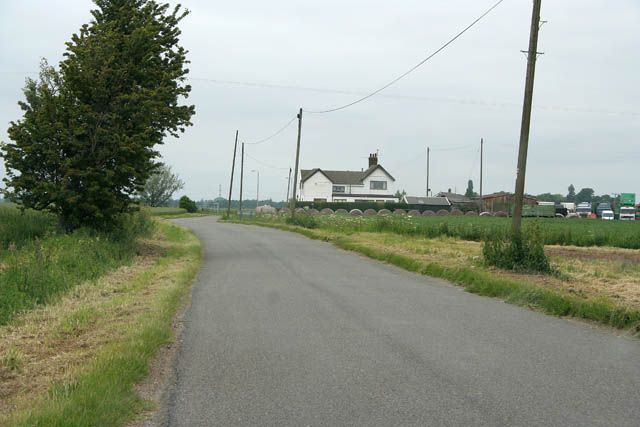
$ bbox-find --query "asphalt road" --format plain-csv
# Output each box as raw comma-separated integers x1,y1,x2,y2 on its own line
161,217,640,426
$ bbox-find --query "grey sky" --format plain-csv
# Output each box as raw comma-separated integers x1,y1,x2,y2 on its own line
1,0,639,201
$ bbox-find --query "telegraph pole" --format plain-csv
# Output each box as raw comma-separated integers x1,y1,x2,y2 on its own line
286,167,292,204
512,0,542,235
479,138,484,212
239,142,245,219
290,108,303,210
226,131,238,217
426,147,430,197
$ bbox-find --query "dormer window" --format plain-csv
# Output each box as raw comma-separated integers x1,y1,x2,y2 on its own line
370,181,387,190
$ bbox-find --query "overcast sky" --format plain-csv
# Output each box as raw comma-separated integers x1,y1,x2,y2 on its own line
1,0,639,201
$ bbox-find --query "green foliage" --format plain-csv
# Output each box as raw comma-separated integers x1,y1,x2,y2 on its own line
139,164,184,207
178,195,197,213
483,225,552,274
0,204,58,249
285,214,318,229
575,188,595,203
567,184,576,202
145,206,187,216
464,180,478,198
0,213,153,325
2,1,194,230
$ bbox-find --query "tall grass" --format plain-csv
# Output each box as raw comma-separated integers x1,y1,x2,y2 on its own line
0,212,153,325
0,204,58,249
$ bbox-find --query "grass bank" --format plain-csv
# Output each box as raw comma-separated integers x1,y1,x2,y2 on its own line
0,220,201,426
0,213,152,325
230,217,640,334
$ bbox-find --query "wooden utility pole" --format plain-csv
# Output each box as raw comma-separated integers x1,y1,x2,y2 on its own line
286,167,292,204
226,131,238,217
290,108,303,210
426,147,430,197
239,142,245,219
479,138,484,212
512,0,542,235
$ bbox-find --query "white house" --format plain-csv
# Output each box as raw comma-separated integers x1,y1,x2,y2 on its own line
299,153,397,203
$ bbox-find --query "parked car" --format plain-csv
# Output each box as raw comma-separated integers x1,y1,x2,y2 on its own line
601,210,614,220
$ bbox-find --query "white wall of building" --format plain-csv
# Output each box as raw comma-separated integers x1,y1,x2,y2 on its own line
299,171,332,202
299,166,397,202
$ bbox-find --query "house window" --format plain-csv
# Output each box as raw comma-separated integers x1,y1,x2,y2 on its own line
313,198,327,203
370,181,387,190
333,185,345,193
333,199,347,202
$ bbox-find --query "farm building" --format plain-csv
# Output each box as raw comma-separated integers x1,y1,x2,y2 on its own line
403,196,451,212
299,153,396,203
436,192,478,211
481,192,537,213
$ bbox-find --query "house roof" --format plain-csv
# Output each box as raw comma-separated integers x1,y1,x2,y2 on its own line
436,192,474,204
404,196,451,206
301,165,395,185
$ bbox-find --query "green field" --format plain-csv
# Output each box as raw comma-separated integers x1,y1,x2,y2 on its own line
248,214,640,249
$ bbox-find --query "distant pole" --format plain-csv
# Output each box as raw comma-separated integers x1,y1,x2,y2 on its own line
256,170,260,209
479,138,484,212
226,130,238,217
290,108,303,210
286,167,292,204
426,147,430,197
512,0,542,235
239,142,245,219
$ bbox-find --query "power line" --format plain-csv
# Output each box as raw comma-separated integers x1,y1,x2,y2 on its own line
190,76,640,117
244,152,289,170
244,116,297,145
305,0,507,114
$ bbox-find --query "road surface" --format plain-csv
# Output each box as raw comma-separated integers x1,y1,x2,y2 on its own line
161,217,639,426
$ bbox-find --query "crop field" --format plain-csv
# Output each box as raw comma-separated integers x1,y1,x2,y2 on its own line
253,213,640,249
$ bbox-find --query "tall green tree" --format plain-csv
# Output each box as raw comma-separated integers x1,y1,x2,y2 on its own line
2,0,194,230
575,188,595,203
566,184,576,202
464,179,477,198
139,164,184,207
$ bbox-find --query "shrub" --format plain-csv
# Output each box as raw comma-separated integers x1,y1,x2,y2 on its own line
483,223,551,273
285,214,318,229
178,196,198,213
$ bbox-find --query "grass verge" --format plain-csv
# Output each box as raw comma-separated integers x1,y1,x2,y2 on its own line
230,218,640,334
0,220,201,426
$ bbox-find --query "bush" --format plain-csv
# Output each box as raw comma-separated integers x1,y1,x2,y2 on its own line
178,195,198,213
483,223,551,273
285,214,318,229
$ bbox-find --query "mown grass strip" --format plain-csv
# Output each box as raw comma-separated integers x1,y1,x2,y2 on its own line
0,214,152,325
232,219,640,332
6,221,201,427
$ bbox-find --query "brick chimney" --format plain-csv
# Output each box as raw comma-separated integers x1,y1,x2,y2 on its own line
368,153,378,167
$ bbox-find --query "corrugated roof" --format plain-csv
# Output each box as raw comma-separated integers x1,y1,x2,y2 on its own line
404,196,451,206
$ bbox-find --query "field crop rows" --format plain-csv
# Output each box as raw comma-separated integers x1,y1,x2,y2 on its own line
260,214,640,249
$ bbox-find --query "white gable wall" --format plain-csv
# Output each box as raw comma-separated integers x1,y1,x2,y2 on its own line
299,171,332,201
361,168,396,197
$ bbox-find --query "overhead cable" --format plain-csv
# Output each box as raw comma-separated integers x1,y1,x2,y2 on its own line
305,0,508,114
244,116,297,145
